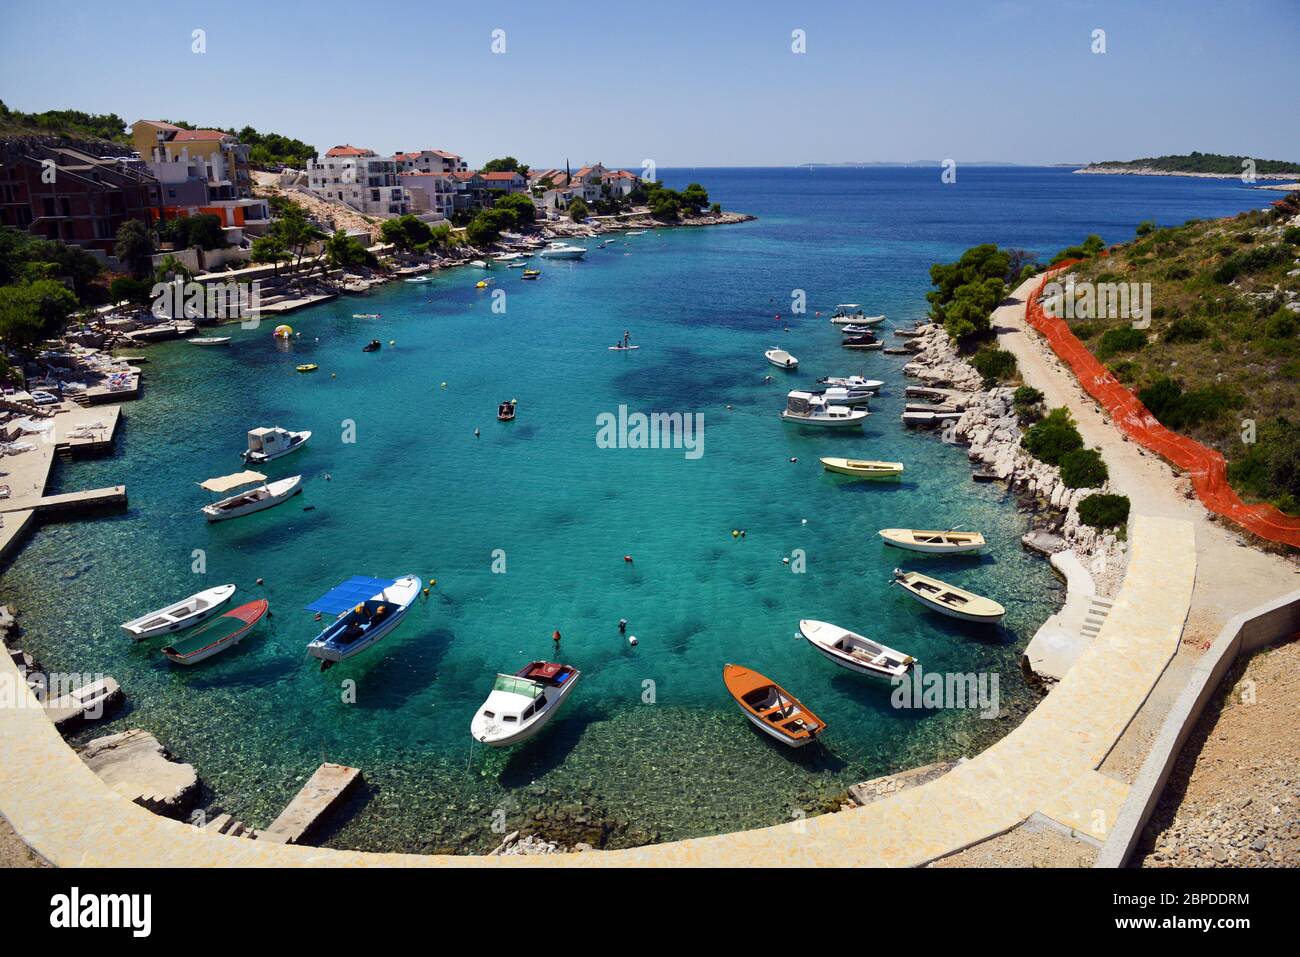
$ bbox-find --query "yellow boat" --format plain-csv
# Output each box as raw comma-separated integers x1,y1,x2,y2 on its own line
296,364,318,373
878,527,986,554
892,569,1005,623
820,457,904,479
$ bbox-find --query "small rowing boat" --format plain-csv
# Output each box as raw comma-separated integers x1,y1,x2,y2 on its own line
162,599,267,665
765,347,798,370
296,364,318,373
121,584,236,641
352,313,381,319
892,569,1005,623
723,664,826,748
799,619,916,679
820,457,904,479
189,337,231,347
521,269,541,280
470,661,582,746
878,527,986,554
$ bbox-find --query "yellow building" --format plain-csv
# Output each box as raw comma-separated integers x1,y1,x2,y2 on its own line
131,120,252,200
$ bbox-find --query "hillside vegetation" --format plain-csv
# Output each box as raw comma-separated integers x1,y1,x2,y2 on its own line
1084,152,1300,176
0,100,128,145
1055,192,1300,512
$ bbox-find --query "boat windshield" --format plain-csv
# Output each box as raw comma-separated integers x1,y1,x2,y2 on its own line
493,674,542,698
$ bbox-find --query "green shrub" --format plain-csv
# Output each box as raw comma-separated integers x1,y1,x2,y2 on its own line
108,276,152,305
1095,326,1148,359
1213,244,1289,284
1163,317,1210,343
1138,377,1240,429
1013,385,1043,406
1135,219,1155,237
1077,493,1130,529
1265,309,1297,340
1021,407,1083,465
968,347,1017,385
1059,448,1109,489
1283,226,1300,245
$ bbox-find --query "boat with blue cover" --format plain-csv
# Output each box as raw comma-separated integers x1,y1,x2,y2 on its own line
305,574,422,670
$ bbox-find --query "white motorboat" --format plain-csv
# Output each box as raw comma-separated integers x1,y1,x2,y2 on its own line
403,275,433,283
780,391,868,429
878,527,987,554
830,304,886,326
818,376,884,392
469,259,490,268
810,386,872,407
305,574,422,669
470,661,582,746
765,347,799,370
189,337,231,346
539,242,587,260
199,471,302,522
799,619,916,679
120,584,237,641
838,324,879,336
625,230,648,236
892,569,1005,623
242,426,311,464
493,253,525,264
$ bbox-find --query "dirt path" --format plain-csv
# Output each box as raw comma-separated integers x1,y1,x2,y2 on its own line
993,276,1298,640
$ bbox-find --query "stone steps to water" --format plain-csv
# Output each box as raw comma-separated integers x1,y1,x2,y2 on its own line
203,812,260,840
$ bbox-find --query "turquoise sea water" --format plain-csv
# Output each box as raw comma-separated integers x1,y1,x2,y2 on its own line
2,167,1270,852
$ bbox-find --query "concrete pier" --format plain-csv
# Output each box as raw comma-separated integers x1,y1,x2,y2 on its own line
43,677,123,731
0,485,128,518
261,763,364,845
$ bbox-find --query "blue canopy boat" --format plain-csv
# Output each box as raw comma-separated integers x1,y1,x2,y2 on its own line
305,574,422,671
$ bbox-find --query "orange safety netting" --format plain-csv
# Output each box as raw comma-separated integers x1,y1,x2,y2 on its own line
1023,264,1300,548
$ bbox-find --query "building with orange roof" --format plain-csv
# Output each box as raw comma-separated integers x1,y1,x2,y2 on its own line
308,145,411,217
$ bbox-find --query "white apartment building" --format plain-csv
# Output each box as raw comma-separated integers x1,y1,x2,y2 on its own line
307,145,410,217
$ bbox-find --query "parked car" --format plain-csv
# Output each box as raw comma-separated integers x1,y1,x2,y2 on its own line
29,390,60,406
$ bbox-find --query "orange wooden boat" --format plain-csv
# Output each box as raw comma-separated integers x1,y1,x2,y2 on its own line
722,663,826,748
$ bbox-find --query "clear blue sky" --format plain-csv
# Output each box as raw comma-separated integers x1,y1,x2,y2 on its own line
2,0,1297,168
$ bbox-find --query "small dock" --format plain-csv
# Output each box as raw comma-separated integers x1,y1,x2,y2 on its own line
43,676,123,731
0,485,126,518
261,763,364,845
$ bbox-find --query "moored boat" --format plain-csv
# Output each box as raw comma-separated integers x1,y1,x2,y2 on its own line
539,242,587,260
798,619,916,678
878,527,986,554
722,664,826,748
199,471,302,522
305,574,422,670
121,584,237,641
362,339,382,353
242,426,311,464
842,335,883,350
497,400,516,421
296,364,318,373
818,376,883,392
161,599,268,665
820,457,904,479
765,347,798,370
892,569,1005,623
521,269,541,280
189,336,231,346
810,386,873,406
830,304,885,326
780,391,868,429
470,661,582,746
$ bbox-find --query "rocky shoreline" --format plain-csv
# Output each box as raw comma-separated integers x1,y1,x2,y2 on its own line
1074,165,1298,181
902,323,1128,598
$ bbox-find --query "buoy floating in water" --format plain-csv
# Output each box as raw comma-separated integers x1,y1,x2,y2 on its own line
628,635,638,647
732,530,739,538
623,555,633,564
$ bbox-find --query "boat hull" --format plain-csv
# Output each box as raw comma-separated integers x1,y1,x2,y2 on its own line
799,619,914,679
893,572,1005,623
780,412,867,429
741,709,818,747
878,529,986,554
820,457,902,478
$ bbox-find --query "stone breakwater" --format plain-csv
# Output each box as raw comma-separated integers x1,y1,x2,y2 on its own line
903,324,1127,597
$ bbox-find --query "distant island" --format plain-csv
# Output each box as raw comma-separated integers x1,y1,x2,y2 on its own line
798,160,1021,168
1076,152,1300,180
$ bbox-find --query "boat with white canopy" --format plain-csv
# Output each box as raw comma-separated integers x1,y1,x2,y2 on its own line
199,471,302,522
470,661,582,746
